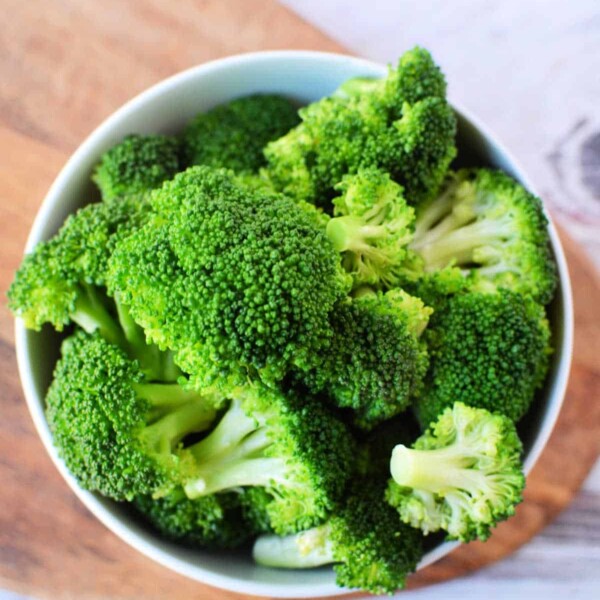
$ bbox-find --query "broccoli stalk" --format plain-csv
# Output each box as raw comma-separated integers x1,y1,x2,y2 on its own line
408,169,557,303
180,385,355,535
386,402,525,542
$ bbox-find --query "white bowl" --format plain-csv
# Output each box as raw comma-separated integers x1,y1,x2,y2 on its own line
15,51,574,597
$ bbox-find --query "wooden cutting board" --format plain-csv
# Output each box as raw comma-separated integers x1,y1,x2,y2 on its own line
0,1,599,598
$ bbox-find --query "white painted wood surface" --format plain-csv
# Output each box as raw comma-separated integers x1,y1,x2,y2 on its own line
281,1,600,597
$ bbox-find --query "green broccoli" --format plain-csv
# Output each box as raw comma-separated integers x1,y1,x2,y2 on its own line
46,331,216,501
407,169,558,304
264,47,456,209
414,289,552,426
325,168,415,288
386,402,525,542
181,95,300,172
297,289,431,430
7,195,177,379
93,134,180,201
182,384,355,535
253,479,423,595
133,489,249,549
108,166,351,389
239,486,275,535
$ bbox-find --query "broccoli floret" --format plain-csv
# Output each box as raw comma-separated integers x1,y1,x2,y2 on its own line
383,46,448,110
182,384,355,535
414,289,551,426
46,331,216,501
181,95,300,173
7,195,176,379
264,47,456,209
298,289,431,430
134,489,249,549
325,168,415,288
253,479,423,595
108,166,351,389
386,402,525,542
408,169,558,304
239,486,275,535
93,134,180,201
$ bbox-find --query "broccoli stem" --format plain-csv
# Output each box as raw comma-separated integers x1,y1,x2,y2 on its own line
326,216,385,253
71,287,125,347
416,219,511,270
253,524,334,568
184,455,286,498
390,444,488,494
140,401,216,455
189,397,258,462
114,294,168,380
133,383,205,408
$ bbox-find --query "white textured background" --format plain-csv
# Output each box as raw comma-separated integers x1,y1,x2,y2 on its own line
281,0,600,598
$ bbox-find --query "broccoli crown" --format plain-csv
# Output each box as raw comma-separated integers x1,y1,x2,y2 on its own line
264,47,456,210
326,168,415,288
387,402,525,542
183,384,356,535
252,479,423,595
134,488,249,549
108,166,350,388
181,94,300,173
330,480,424,594
298,289,431,430
93,134,180,201
8,195,148,342
383,46,447,111
415,289,551,426
409,169,558,304
46,331,216,500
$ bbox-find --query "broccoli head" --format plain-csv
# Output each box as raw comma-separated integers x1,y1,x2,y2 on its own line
93,134,180,201
181,94,300,173
46,331,216,501
182,383,356,535
414,289,552,426
264,47,456,209
298,289,431,430
408,169,558,304
108,166,351,388
326,168,415,288
253,478,423,594
386,402,525,542
133,488,249,549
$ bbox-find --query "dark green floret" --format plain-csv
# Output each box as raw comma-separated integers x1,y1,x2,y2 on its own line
182,384,356,535
133,489,249,549
93,134,180,201
46,331,216,501
387,402,525,542
264,47,456,209
407,169,558,304
108,166,351,388
326,168,415,288
414,289,552,426
253,479,423,595
181,94,300,173
298,289,431,430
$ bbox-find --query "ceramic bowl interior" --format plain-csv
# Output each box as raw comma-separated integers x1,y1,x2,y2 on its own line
15,51,573,598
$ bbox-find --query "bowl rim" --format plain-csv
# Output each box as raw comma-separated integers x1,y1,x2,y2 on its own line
14,49,574,598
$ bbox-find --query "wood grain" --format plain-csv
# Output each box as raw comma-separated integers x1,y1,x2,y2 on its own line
0,1,598,598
